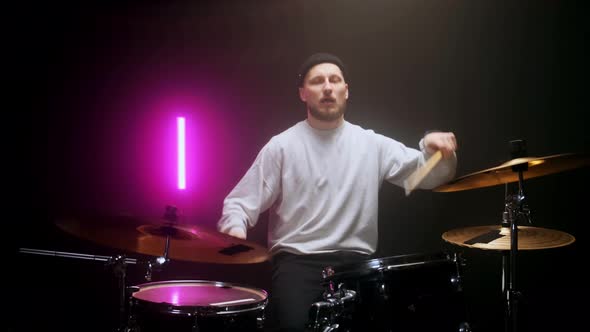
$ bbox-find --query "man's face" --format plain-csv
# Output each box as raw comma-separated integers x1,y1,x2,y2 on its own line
299,63,349,122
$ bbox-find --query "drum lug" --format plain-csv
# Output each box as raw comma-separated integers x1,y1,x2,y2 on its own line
190,316,200,332
450,275,463,292
256,312,265,330
450,252,466,292
448,251,467,266
458,321,472,332
306,300,334,332
376,272,389,300
124,312,139,332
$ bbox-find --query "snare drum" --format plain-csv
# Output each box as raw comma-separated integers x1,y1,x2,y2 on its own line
127,280,267,332
308,252,470,332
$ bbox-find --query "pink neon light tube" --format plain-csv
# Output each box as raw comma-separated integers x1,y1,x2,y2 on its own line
177,117,186,189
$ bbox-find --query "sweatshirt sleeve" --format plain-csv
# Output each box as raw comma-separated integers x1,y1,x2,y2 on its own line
378,134,456,189
217,139,282,237
416,137,457,189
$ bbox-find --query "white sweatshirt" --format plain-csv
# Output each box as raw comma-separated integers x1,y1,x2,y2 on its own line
218,120,456,256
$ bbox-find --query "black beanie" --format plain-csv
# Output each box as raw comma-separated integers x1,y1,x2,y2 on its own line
297,53,347,87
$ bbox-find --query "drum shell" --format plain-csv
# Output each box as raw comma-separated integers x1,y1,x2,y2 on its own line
128,280,267,332
321,252,469,332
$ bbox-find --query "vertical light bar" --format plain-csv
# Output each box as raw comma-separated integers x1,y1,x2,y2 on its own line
177,117,186,190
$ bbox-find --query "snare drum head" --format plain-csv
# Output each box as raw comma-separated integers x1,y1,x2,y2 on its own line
131,280,267,315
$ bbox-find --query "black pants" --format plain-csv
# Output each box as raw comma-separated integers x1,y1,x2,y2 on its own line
265,251,370,332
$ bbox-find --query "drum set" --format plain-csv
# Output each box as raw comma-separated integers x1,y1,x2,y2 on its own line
19,146,588,332
21,207,271,332
306,145,587,332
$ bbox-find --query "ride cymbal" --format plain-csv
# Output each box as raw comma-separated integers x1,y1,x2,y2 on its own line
56,215,269,264
434,153,590,192
442,225,575,250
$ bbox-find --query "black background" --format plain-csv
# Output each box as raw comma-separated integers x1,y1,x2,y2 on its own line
8,1,588,331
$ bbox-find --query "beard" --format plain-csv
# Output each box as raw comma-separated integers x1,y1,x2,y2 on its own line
308,101,347,122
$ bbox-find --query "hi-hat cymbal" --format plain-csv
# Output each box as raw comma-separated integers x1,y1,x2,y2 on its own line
56,215,269,264
442,225,575,250
434,153,590,192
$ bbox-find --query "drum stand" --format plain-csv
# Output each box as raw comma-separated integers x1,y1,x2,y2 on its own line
17,246,172,332
107,254,170,332
438,140,583,332
18,248,139,331
104,255,129,332
501,141,532,332
104,247,170,332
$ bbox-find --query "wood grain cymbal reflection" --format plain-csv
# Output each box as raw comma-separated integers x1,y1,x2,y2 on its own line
56,215,269,264
442,225,575,250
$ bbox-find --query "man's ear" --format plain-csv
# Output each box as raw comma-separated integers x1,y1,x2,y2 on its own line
345,84,349,99
299,87,307,102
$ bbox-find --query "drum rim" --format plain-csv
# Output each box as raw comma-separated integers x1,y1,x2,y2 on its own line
130,279,268,316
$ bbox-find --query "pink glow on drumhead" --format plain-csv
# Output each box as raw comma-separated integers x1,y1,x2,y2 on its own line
133,282,266,307
171,292,180,305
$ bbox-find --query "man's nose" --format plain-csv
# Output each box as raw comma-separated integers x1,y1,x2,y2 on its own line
322,82,333,94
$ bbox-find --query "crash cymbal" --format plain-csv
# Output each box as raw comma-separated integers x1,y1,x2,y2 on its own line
434,153,590,192
442,225,575,250
56,215,268,264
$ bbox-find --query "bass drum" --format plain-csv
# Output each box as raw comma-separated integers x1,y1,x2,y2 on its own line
308,252,471,332
127,280,267,332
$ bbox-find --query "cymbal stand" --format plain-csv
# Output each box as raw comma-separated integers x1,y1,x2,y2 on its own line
143,206,177,281
144,254,169,281
18,248,138,332
106,255,134,332
502,160,532,332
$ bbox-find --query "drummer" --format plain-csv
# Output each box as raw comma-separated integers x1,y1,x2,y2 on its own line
218,52,458,332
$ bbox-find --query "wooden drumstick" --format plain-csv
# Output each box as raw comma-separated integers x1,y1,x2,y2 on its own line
404,150,443,196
